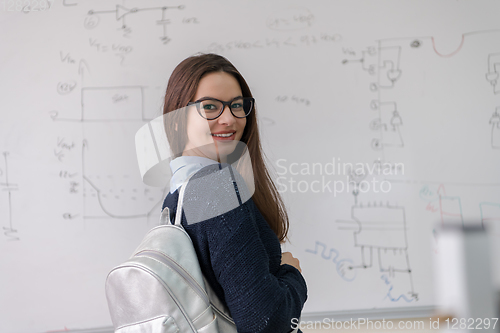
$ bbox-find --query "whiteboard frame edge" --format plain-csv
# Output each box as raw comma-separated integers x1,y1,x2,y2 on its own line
301,305,438,321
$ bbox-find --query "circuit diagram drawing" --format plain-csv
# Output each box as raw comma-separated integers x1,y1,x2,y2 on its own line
336,203,417,302
52,60,149,122
372,42,406,151
422,184,500,235
85,4,185,44
1,152,19,241
378,45,402,89
436,184,464,226
486,53,500,95
77,87,162,219
369,101,403,149
305,241,357,282
51,86,149,122
485,52,500,149
344,31,500,154
343,42,405,153
51,61,166,222
480,202,500,229
80,122,166,221
337,29,500,304
420,184,464,227
332,167,418,302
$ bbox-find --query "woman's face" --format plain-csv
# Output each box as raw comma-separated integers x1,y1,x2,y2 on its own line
183,71,247,162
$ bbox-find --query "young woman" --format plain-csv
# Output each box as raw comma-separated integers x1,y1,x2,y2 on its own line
161,53,307,333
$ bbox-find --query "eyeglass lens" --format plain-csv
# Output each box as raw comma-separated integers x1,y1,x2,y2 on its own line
198,98,253,119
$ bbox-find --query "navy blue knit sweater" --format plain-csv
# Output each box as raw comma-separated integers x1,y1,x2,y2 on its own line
161,163,307,333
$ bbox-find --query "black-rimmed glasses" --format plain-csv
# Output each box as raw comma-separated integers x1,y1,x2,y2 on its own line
187,97,254,120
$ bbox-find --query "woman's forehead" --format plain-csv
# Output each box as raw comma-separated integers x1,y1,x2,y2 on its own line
194,72,242,100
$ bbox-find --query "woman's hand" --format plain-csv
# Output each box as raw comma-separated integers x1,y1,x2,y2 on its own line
281,252,302,273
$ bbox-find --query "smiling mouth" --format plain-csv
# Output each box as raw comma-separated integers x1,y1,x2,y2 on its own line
211,131,237,141
212,132,235,138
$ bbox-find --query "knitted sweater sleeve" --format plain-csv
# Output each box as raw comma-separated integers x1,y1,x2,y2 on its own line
206,201,307,333
208,201,307,333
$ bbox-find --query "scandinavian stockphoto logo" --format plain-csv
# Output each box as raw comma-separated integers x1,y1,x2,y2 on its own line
275,158,404,195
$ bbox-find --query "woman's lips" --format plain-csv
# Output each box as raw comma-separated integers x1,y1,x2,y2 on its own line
211,132,236,141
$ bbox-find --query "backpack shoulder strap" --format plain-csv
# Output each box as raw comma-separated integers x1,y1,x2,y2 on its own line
159,207,171,226
174,173,196,226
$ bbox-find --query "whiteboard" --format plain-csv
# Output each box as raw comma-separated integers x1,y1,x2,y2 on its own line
1,0,500,332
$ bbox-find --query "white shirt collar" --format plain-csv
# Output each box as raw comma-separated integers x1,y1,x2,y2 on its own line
169,156,219,193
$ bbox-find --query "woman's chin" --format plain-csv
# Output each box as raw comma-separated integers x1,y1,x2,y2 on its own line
206,141,238,161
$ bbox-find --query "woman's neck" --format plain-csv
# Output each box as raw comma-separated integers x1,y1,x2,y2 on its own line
182,149,226,164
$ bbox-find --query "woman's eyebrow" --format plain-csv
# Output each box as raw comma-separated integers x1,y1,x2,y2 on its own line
196,95,244,101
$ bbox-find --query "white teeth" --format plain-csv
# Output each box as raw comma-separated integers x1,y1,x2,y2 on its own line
212,133,234,137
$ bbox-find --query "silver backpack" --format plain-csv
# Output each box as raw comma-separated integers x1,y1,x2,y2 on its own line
105,178,237,332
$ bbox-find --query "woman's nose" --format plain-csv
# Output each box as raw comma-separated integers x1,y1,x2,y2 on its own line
217,105,236,125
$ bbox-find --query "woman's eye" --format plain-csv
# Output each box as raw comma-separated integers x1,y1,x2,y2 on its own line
231,103,243,109
203,104,217,110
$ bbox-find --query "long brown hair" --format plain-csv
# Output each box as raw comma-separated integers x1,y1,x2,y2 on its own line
163,53,289,242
